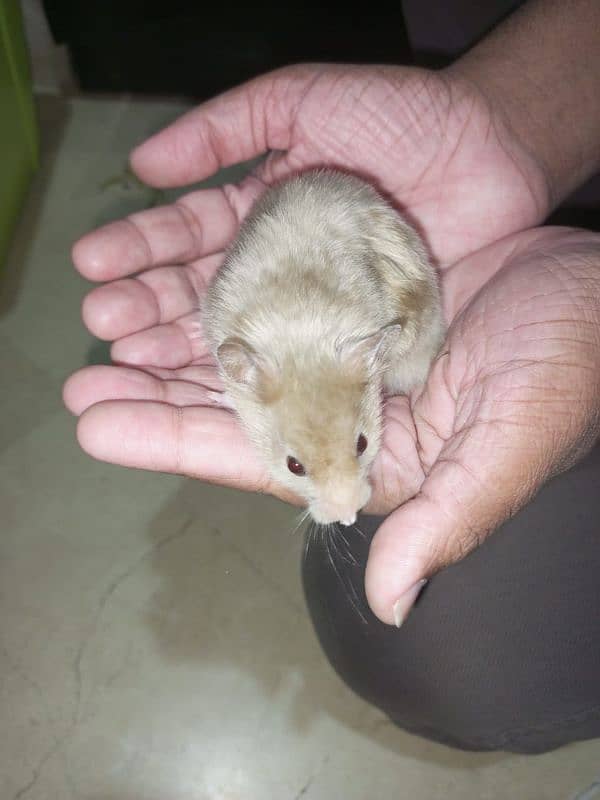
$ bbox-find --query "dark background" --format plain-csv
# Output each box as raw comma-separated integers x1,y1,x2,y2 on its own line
40,0,597,230
40,1,413,98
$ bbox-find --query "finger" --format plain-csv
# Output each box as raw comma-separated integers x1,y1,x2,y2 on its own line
365,395,428,515
81,254,222,340
365,420,544,627
76,400,298,504
129,64,322,188
63,364,224,416
255,148,313,186
110,311,210,368
72,183,255,281
81,272,189,341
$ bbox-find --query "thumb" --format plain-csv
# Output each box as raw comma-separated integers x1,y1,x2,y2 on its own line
365,434,543,627
129,64,321,188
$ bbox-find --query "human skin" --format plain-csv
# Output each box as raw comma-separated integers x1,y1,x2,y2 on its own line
64,0,600,625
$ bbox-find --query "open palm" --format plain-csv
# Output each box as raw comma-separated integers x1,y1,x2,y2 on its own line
64,65,600,624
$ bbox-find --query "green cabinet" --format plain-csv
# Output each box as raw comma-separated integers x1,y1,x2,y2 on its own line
0,0,39,267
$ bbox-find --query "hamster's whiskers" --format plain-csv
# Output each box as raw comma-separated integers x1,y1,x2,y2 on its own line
290,508,311,537
303,520,369,625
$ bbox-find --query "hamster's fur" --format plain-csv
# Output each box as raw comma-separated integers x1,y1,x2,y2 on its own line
204,170,445,525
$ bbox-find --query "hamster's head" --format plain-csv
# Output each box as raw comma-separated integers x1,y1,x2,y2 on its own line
217,326,400,525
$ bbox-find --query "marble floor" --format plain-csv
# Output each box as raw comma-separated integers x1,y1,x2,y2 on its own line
1,94,599,800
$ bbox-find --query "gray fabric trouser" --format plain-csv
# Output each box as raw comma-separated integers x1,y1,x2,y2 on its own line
302,443,600,753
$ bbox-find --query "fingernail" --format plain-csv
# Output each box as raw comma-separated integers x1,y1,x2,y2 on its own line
392,579,428,628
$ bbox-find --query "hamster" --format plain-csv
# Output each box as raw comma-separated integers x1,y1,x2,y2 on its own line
203,169,445,526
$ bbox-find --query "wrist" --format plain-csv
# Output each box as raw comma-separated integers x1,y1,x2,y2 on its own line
441,66,554,221
445,59,568,215
445,0,600,213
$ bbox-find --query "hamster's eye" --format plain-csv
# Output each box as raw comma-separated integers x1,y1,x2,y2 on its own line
357,434,368,455
287,456,306,476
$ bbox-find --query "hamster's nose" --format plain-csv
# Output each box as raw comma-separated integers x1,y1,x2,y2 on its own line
339,512,357,527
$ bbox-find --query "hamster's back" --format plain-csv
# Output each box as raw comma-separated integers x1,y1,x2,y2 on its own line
204,170,398,350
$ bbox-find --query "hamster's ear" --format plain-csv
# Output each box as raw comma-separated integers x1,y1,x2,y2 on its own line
217,337,276,392
336,323,403,373
217,338,259,385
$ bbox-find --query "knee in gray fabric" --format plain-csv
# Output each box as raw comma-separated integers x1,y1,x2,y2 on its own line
301,520,600,755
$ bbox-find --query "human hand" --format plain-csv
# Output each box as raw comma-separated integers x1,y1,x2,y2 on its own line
64,61,553,490
64,65,600,625
366,226,600,624
74,63,551,275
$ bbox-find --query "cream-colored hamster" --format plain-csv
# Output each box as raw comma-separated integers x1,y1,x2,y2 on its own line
203,169,445,526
